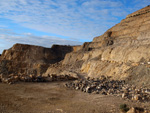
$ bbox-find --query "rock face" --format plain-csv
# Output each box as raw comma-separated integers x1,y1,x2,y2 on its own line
60,5,150,87
1,44,73,64
0,44,73,78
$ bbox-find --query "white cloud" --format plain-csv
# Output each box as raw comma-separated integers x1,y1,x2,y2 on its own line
0,0,127,40
0,30,83,53
0,28,19,35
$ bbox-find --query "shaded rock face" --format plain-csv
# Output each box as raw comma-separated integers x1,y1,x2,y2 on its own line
0,44,73,77
1,44,73,64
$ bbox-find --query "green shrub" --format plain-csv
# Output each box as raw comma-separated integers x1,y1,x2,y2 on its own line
119,104,129,112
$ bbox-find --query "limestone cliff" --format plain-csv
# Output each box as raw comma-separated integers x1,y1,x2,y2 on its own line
55,5,150,87
0,44,73,77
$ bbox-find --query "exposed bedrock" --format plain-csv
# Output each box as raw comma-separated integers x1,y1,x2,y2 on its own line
0,44,74,78
61,5,150,87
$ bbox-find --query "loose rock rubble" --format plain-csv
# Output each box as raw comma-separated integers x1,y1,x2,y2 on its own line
0,74,77,84
126,107,146,113
119,104,150,113
65,76,150,102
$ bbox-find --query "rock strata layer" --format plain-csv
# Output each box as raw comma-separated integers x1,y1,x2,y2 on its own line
0,44,74,80
61,5,150,87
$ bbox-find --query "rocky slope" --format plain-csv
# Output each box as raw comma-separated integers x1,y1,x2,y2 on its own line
45,5,150,87
0,44,74,78
1,6,150,87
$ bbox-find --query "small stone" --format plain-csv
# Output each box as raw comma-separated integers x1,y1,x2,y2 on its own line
75,86,79,90
132,94,140,101
122,93,128,98
127,107,136,113
127,107,144,113
101,91,107,95
86,86,91,93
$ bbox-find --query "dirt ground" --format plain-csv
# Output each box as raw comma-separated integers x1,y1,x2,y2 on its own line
0,82,150,113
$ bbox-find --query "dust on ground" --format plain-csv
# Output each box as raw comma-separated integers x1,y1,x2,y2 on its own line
0,82,149,113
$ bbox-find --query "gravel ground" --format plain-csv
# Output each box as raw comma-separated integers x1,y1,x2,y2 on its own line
0,82,149,113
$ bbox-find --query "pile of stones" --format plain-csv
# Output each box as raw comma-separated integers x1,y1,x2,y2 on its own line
0,74,77,84
126,107,150,113
65,76,150,102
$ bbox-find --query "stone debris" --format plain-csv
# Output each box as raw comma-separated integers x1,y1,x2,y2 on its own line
0,74,77,84
120,104,150,113
65,76,150,102
126,107,150,113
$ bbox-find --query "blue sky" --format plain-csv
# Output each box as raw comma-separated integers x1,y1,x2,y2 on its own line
0,0,150,53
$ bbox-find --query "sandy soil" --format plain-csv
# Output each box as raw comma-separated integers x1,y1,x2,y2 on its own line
0,82,149,113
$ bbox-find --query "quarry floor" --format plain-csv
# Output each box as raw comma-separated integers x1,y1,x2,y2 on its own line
0,82,150,113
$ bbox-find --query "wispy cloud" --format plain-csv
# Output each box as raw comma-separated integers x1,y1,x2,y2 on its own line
0,0,128,40
0,29,82,53
0,28,19,35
